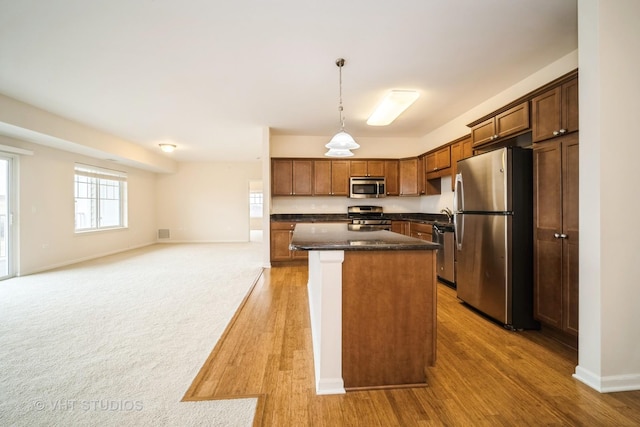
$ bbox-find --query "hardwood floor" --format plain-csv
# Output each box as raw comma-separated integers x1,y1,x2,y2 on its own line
184,265,640,426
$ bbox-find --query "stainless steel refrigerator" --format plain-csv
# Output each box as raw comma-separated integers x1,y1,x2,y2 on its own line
453,147,539,330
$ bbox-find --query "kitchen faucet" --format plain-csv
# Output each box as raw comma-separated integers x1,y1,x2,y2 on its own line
440,207,453,222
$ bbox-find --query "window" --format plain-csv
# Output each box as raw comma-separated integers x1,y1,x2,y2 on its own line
249,192,263,218
74,164,127,231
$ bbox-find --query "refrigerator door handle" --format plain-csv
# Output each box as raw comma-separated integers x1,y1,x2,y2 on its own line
454,173,464,213
454,173,464,250
455,214,464,251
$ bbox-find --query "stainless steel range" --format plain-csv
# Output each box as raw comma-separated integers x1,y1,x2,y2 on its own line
347,205,391,231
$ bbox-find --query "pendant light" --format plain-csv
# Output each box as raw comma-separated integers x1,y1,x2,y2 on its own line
325,58,359,157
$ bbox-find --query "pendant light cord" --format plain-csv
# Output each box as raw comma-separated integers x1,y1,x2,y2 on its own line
336,58,346,131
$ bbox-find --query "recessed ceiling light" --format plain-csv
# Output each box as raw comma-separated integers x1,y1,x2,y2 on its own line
159,143,176,153
367,90,420,126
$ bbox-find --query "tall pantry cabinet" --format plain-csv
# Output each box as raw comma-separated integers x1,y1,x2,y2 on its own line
531,74,579,346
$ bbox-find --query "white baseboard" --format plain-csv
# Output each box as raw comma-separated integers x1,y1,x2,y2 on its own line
315,378,346,395
19,242,155,276
574,365,640,392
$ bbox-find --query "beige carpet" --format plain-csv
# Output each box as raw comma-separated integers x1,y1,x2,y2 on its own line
0,243,264,426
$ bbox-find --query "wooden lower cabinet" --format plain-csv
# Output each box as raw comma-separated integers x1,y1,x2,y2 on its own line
391,221,410,236
342,250,436,390
533,133,579,344
270,222,308,263
410,222,433,242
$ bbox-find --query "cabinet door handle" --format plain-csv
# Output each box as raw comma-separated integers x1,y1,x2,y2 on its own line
553,131,559,136
554,233,568,239
559,128,567,134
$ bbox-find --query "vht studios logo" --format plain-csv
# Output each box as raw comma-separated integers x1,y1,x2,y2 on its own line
34,399,144,412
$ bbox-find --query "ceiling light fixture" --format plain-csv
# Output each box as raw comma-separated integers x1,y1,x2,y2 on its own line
367,90,420,126
325,58,359,157
159,143,176,153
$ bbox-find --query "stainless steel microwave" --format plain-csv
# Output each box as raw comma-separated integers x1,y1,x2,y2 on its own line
350,177,386,198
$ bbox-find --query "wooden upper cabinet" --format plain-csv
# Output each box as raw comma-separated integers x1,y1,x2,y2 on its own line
450,135,473,191
399,157,420,196
384,160,399,196
418,155,426,195
531,77,579,143
471,101,530,147
272,159,293,196
350,160,385,177
272,159,313,196
470,117,495,147
331,160,350,196
314,159,350,196
292,160,313,196
426,146,451,180
313,160,332,195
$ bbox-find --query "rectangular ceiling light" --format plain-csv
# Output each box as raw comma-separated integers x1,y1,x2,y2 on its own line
367,90,420,126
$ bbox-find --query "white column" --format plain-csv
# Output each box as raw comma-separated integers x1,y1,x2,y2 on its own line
576,0,640,392
307,250,346,395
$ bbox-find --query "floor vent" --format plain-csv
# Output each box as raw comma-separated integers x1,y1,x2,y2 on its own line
158,229,170,239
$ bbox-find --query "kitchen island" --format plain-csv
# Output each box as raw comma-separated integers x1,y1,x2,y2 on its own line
290,223,439,395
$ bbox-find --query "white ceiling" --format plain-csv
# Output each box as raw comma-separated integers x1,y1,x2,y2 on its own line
0,0,577,162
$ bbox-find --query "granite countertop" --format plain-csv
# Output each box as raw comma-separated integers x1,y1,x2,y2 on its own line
271,212,452,225
290,223,440,251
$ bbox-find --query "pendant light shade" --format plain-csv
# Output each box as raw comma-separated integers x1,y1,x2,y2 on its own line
325,131,360,150
325,58,359,157
325,147,355,157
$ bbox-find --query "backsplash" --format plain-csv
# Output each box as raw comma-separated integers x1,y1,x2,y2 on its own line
271,176,455,215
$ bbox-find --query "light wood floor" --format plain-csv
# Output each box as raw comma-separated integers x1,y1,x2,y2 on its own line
184,265,640,426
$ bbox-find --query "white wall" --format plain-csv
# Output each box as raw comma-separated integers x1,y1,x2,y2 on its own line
270,135,425,159
9,135,158,275
575,0,640,392
155,161,262,242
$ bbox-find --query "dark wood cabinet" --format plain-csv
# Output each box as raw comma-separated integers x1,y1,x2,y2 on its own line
531,77,579,143
533,133,579,342
271,159,313,196
384,160,399,196
410,222,433,242
350,160,385,177
272,159,293,196
399,157,421,196
426,146,451,179
270,222,308,263
471,101,530,148
292,160,313,196
330,160,350,196
313,160,332,195
313,160,350,196
391,220,410,236
449,135,473,191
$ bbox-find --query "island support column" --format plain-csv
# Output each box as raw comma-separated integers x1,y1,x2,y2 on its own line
307,250,346,395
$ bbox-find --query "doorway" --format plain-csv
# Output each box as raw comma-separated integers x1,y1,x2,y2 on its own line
249,180,263,242
0,155,13,279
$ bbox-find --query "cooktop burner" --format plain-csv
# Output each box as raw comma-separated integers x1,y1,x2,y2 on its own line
348,206,390,230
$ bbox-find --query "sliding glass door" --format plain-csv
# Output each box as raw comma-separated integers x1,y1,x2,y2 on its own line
0,156,13,279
